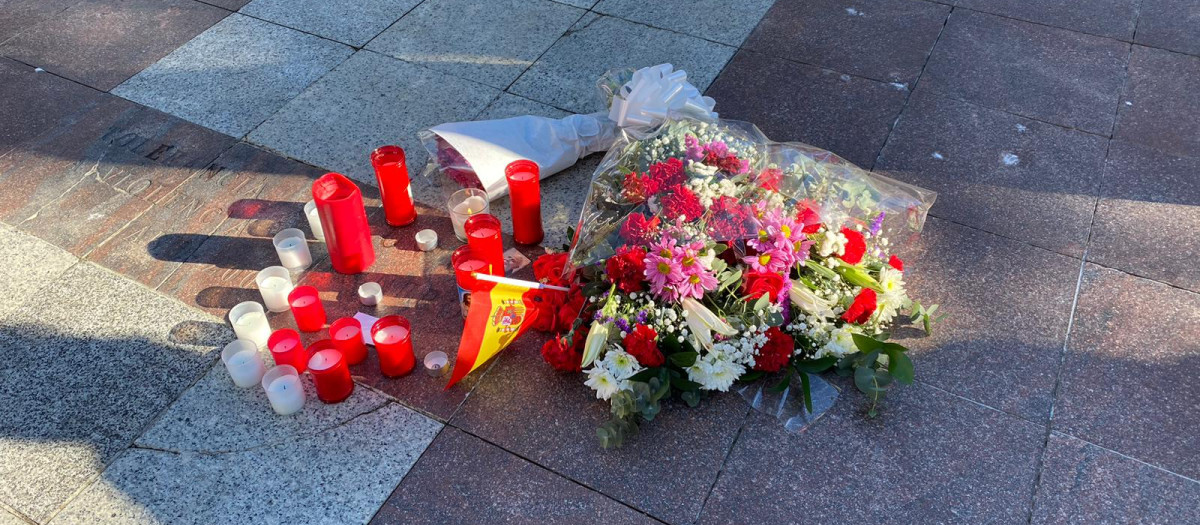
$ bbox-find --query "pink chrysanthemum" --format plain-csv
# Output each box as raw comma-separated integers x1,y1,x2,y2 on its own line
675,270,719,300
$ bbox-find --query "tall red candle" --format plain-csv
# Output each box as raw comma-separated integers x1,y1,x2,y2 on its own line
312,173,375,274
268,329,307,373
370,146,417,227
329,317,367,365
465,213,504,277
452,245,489,318
288,286,326,332
505,159,543,245
372,315,414,377
307,340,354,403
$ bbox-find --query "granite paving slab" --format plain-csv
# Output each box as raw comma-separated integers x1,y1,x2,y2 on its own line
0,0,78,43
366,0,585,89
241,0,420,47
0,56,106,160
700,383,1044,524
0,0,229,91
957,0,1139,40
452,333,749,524
0,507,25,525
1054,265,1200,479
592,0,775,46
372,427,657,525
1114,45,1200,158
743,0,950,85
1135,0,1200,57
0,263,228,523
0,224,77,320
1031,433,1200,524
248,50,500,188
549,0,596,8
114,14,353,137
1089,140,1200,293
197,0,248,11
705,49,908,169
50,403,441,525
877,90,1108,257
475,92,570,121
894,217,1080,422
921,9,1128,135
508,13,736,114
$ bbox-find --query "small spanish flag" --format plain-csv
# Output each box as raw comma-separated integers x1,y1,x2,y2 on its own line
446,274,568,388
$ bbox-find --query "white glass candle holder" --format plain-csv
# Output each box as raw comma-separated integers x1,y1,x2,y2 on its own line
222,339,266,388
304,200,325,242
447,188,488,242
358,282,383,306
229,301,271,349
415,229,438,251
255,266,294,312
272,228,312,270
261,365,305,416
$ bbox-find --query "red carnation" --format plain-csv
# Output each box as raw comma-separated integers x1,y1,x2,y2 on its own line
621,171,660,204
798,207,822,234
541,334,582,372
648,157,684,188
660,184,703,221
528,289,567,332
888,255,904,271
623,324,663,367
558,286,587,331
533,252,570,287
757,168,783,191
606,246,646,293
842,288,878,324
619,212,660,245
839,227,866,265
707,196,752,240
754,327,793,372
742,271,788,302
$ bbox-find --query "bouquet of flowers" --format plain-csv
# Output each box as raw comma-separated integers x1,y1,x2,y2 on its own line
528,119,941,447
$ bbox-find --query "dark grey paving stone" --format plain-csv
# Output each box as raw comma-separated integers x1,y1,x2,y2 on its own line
452,334,749,523
1089,140,1200,293
1136,0,1200,57
199,0,248,10
1054,265,1200,480
593,0,775,46
0,0,229,91
705,49,908,169
1031,433,1200,524
0,56,106,158
0,0,78,43
877,90,1108,257
958,0,1139,40
241,0,420,47
894,217,1080,422
701,383,1044,524
372,428,658,525
744,0,949,85
1114,45,1200,158
0,263,229,522
50,403,441,525
921,9,1128,135
0,224,77,319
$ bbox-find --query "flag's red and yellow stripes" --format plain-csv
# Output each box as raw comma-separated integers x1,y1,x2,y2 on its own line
445,280,538,388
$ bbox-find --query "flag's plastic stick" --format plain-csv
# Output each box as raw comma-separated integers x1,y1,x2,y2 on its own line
472,272,570,292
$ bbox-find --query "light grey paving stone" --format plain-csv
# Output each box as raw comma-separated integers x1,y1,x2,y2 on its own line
113,14,353,137
476,92,570,120
550,0,596,8
0,263,228,523
248,50,501,189
490,153,601,249
593,0,775,46
0,224,76,320
0,506,28,525
366,0,585,89
49,403,442,525
241,0,420,47
509,13,736,113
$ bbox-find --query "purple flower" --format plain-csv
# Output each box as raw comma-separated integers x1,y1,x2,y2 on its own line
870,212,885,236
635,310,649,324
615,318,631,332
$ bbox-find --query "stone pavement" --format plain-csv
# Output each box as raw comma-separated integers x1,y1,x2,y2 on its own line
0,0,1197,523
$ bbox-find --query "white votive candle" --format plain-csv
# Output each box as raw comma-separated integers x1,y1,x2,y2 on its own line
374,324,409,345
261,365,305,416
415,229,438,251
423,350,449,377
255,266,294,312
272,228,312,270
357,282,383,306
447,188,488,242
221,339,266,388
304,200,325,242
229,301,271,349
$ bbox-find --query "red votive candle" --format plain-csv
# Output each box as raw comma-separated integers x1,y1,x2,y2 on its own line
372,315,414,377
330,317,367,365
505,160,543,245
465,213,504,277
288,286,326,332
307,340,354,403
268,329,307,373
452,245,489,318
312,173,375,274
370,145,417,227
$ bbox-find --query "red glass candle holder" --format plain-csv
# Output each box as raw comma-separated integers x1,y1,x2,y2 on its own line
312,173,375,274
465,213,504,277
505,159,543,245
288,286,326,332
268,329,307,373
307,340,354,403
371,315,414,377
370,146,417,227
329,317,367,365
452,245,488,318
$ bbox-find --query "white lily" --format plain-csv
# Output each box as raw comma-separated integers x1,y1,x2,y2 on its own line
680,297,736,336
580,320,609,368
789,283,834,317
685,313,713,350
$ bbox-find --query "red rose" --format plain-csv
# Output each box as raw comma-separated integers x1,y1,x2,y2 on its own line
623,324,663,367
558,286,586,331
888,255,904,271
839,227,866,265
798,207,822,234
742,271,788,302
619,212,660,245
659,184,703,221
533,253,570,287
541,334,582,372
842,288,878,324
754,326,794,372
606,246,647,293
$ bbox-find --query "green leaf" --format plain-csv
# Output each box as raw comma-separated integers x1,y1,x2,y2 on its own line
765,311,785,327
712,243,728,255
767,371,792,393
881,346,914,385
627,368,659,383
681,390,701,407
709,258,727,274
753,293,770,312
668,351,698,368
795,356,838,374
805,259,840,281
851,333,883,353
836,264,882,291
799,372,813,413
738,370,765,383
670,376,701,391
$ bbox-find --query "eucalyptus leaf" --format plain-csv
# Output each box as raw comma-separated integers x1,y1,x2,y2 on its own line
668,351,698,368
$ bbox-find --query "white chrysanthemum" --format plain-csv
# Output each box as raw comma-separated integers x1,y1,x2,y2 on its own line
584,367,620,400
688,352,745,392
875,267,910,324
816,325,859,359
601,348,641,380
